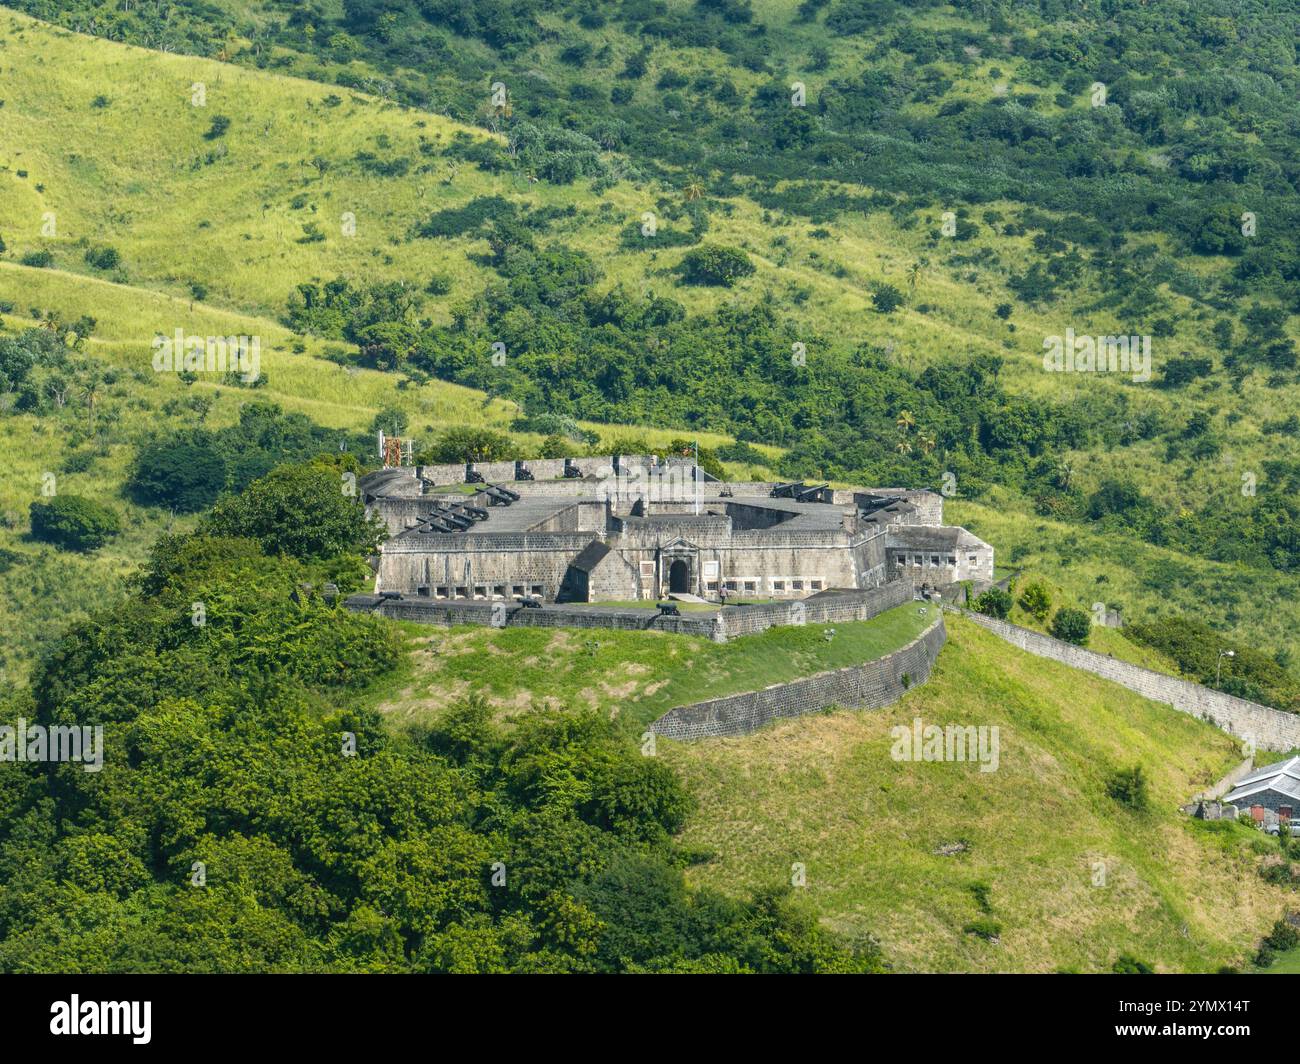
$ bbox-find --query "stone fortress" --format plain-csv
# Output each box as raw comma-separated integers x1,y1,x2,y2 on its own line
358,454,994,604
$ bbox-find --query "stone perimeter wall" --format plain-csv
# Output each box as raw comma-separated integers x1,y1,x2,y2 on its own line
649,615,946,740
962,611,1300,752
346,581,914,644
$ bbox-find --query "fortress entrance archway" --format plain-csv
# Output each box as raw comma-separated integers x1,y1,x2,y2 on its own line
668,559,690,594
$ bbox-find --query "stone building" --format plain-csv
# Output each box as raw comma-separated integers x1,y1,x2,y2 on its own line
1222,757,1300,822
358,455,994,603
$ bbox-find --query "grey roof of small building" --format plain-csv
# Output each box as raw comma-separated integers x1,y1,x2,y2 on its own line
1232,756,1300,788
886,525,989,552
1224,758,1300,805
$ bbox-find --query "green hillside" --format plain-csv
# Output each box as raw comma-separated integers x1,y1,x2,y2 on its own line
369,611,1294,973
3,5,1298,676
0,1,1298,978
665,615,1287,973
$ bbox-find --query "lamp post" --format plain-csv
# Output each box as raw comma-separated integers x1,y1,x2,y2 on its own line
1216,649,1235,686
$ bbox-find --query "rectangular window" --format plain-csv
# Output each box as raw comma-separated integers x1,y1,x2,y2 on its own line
725,580,739,591
512,585,525,597
531,585,544,596
493,585,506,598
792,580,804,590
810,580,823,590
946,556,956,566
744,580,757,592
706,581,718,591
773,580,785,591
436,586,449,599
930,555,940,566
968,555,977,563
455,586,468,599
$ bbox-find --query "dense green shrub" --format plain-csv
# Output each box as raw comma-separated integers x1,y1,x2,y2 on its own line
202,459,383,562
129,430,228,513
1106,765,1149,811
29,495,121,550
1049,607,1091,645
1017,581,1052,621
973,587,1012,620
679,244,755,287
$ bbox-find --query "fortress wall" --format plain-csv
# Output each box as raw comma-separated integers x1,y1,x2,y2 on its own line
850,530,889,589
650,615,946,740
369,497,432,534
377,533,596,596
717,579,914,637
586,551,642,602
727,529,849,548
351,596,720,638
963,612,1300,752
348,579,917,643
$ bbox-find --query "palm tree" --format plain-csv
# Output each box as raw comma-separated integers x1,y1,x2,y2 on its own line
895,409,916,434
684,179,705,202
918,433,936,456
1053,459,1075,491
895,438,913,456
80,380,99,432
906,259,925,294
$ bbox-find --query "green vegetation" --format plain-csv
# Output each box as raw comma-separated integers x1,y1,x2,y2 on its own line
1049,606,1091,646
664,616,1293,973
1,0,1299,976
377,603,936,731
28,494,121,551
0,467,879,973
972,587,1012,619
1126,615,1300,712
3,5,1299,686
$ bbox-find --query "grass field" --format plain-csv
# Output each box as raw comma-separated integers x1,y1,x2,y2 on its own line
660,615,1290,973
373,602,936,731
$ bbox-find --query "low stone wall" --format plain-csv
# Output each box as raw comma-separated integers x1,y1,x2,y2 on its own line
346,596,721,638
650,615,946,740
962,611,1300,752
716,581,911,638
346,581,915,644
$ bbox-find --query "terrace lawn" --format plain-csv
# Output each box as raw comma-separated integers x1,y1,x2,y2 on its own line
373,601,937,731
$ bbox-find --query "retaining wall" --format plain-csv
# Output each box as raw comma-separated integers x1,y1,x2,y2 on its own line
649,615,946,740
347,596,721,638
962,611,1300,752
346,581,915,644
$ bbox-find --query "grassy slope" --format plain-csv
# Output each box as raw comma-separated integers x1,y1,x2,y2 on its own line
1,9,1297,660
0,12,1288,971
949,494,1300,655
374,602,935,731
663,615,1287,973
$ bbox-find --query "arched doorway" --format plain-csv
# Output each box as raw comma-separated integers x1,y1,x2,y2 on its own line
668,559,690,594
